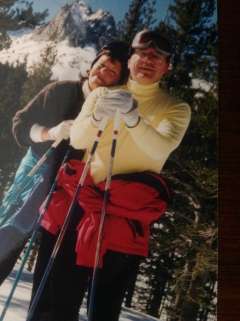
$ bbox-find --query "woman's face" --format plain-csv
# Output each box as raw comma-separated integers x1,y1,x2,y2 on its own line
88,55,122,90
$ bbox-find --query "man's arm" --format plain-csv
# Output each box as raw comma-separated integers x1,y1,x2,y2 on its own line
71,87,191,160
127,102,191,160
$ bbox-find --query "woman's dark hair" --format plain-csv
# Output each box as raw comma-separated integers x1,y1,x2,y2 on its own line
90,41,130,84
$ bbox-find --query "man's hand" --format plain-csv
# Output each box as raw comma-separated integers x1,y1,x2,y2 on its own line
93,94,115,122
93,89,140,127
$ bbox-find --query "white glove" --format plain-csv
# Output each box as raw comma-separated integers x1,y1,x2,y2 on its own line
48,120,74,141
93,97,115,122
30,124,45,143
93,89,140,127
106,89,139,127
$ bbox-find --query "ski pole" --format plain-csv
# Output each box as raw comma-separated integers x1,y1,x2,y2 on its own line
26,118,108,321
88,110,121,321
0,147,70,321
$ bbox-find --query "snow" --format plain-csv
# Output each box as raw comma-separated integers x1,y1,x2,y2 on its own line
88,9,105,21
70,3,88,33
0,265,158,321
0,1,116,79
72,1,91,20
51,41,96,80
69,2,106,27
0,33,52,67
192,78,212,92
0,34,96,81
8,28,33,38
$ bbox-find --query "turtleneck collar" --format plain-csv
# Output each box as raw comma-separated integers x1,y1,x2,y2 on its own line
82,80,92,98
127,78,160,97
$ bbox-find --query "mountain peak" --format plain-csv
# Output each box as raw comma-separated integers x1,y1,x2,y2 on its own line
32,0,116,49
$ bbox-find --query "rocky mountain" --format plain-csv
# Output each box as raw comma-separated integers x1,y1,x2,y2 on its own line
0,1,118,81
32,1,117,49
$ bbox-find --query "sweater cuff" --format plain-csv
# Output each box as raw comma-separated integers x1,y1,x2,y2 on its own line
126,117,145,131
91,113,102,128
126,116,141,128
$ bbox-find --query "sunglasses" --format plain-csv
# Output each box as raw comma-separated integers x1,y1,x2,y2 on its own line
132,30,172,57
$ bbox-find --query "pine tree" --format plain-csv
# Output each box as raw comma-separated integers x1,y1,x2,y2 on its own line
117,0,156,43
20,43,57,106
0,61,28,197
127,1,218,320
158,0,217,102
0,43,56,198
0,0,48,49
156,1,218,320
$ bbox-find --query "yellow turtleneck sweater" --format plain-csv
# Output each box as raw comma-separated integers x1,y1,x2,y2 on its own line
70,79,191,183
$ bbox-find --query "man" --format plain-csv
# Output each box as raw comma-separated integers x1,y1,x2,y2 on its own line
0,41,129,284
37,29,191,321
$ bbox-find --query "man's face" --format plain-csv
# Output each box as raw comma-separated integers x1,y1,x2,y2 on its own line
128,47,170,85
88,55,122,90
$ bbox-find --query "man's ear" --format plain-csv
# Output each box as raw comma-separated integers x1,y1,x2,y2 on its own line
127,56,132,69
162,63,171,76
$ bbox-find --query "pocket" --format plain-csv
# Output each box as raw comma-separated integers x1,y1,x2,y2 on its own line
127,219,144,238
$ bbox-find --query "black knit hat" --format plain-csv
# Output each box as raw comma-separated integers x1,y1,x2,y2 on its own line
90,41,130,84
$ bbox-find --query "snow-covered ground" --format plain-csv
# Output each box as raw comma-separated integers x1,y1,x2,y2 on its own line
0,265,159,321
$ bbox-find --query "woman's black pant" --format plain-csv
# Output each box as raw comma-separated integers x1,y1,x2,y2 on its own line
28,218,141,321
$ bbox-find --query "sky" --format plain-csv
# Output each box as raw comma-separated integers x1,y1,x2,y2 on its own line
32,0,172,23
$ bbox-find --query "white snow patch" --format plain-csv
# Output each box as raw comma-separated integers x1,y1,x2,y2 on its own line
51,41,96,80
88,9,105,21
0,33,52,66
8,28,33,38
192,78,212,92
0,33,97,81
